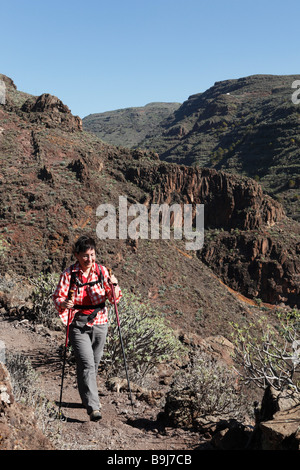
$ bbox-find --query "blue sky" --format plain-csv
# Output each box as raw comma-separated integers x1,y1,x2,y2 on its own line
1,0,299,118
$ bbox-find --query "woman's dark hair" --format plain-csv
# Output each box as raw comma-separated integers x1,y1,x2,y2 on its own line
73,236,96,255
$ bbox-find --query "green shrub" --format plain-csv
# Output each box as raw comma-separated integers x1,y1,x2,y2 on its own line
6,352,39,402
231,309,300,392
28,272,61,329
6,352,60,437
166,351,249,428
103,289,186,382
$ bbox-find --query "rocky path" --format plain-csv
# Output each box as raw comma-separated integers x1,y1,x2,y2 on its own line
0,315,210,452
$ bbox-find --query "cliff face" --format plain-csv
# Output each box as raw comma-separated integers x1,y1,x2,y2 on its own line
125,163,285,230
200,227,300,307
122,160,299,307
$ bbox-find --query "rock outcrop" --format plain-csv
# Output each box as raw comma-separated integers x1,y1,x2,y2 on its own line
21,93,82,132
252,386,300,450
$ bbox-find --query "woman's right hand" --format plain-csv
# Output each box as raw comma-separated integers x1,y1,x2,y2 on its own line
61,299,74,310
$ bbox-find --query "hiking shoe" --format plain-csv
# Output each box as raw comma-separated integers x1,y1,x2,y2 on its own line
89,410,102,422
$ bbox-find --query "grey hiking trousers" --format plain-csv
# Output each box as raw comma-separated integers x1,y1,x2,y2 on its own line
69,316,108,415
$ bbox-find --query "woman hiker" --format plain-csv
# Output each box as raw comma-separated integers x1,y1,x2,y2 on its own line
53,235,122,421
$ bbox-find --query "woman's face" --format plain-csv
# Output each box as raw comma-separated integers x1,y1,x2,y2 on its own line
75,248,96,272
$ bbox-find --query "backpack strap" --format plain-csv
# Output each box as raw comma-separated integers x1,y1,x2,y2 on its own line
68,264,78,299
94,263,104,289
68,263,104,298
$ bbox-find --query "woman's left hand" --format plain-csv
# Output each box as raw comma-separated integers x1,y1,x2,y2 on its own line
110,274,118,285
109,274,120,297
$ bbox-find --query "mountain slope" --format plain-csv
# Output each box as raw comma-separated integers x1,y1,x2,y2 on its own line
140,74,300,221
0,74,299,452
84,75,300,221
83,102,180,149
0,73,299,329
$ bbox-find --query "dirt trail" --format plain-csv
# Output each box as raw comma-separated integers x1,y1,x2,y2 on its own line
0,315,210,451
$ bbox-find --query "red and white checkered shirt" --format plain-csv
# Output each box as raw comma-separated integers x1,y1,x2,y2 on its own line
53,262,122,327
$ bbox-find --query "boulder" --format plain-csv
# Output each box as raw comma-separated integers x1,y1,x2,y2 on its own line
259,404,300,450
255,386,300,450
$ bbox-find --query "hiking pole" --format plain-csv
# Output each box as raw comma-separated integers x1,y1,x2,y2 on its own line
108,269,134,410
58,288,75,418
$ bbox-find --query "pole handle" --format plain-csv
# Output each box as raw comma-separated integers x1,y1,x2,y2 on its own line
68,289,75,300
